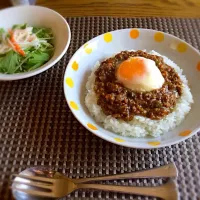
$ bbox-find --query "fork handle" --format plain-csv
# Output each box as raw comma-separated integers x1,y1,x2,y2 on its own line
77,179,178,200
73,163,177,184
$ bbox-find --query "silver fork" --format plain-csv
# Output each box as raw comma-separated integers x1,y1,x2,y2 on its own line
12,163,179,200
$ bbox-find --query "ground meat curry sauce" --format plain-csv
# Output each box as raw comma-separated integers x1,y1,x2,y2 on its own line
94,50,183,121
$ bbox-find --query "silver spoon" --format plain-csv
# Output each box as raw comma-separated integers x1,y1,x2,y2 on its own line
12,163,178,200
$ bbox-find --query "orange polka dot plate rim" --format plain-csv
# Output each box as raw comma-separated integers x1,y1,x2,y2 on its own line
64,28,200,149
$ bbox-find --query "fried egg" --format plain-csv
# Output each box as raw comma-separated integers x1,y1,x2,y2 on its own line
116,57,165,92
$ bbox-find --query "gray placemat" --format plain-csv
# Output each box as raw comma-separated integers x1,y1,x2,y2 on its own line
0,17,200,200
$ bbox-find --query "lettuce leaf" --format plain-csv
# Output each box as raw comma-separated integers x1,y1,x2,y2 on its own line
0,28,5,35
32,27,53,39
0,48,53,73
12,24,27,30
0,51,20,74
23,50,51,71
0,28,5,43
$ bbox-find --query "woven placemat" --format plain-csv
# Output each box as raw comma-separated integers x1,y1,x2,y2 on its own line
0,17,200,200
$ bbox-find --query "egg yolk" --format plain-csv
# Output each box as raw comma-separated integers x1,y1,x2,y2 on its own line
116,56,165,92
117,57,146,80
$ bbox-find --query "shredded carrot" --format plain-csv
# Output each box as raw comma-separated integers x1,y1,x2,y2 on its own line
8,30,25,56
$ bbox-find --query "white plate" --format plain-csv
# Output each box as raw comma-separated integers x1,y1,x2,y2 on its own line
0,5,71,80
64,28,200,149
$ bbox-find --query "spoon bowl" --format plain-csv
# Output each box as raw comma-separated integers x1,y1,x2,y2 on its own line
12,166,59,200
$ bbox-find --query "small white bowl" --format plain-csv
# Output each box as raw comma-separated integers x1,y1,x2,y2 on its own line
0,5,71,80
63,28,200,149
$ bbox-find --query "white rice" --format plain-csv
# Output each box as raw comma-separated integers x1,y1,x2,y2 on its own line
85,50,193,137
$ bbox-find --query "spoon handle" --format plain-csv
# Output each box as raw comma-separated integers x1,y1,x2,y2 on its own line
76,179,178,200
73,163,177,184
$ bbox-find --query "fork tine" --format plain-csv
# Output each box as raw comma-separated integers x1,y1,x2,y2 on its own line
13,174,54,183
12,186,54,198
13,179,53,190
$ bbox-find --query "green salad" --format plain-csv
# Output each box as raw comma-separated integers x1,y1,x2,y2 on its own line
0,24,54,74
